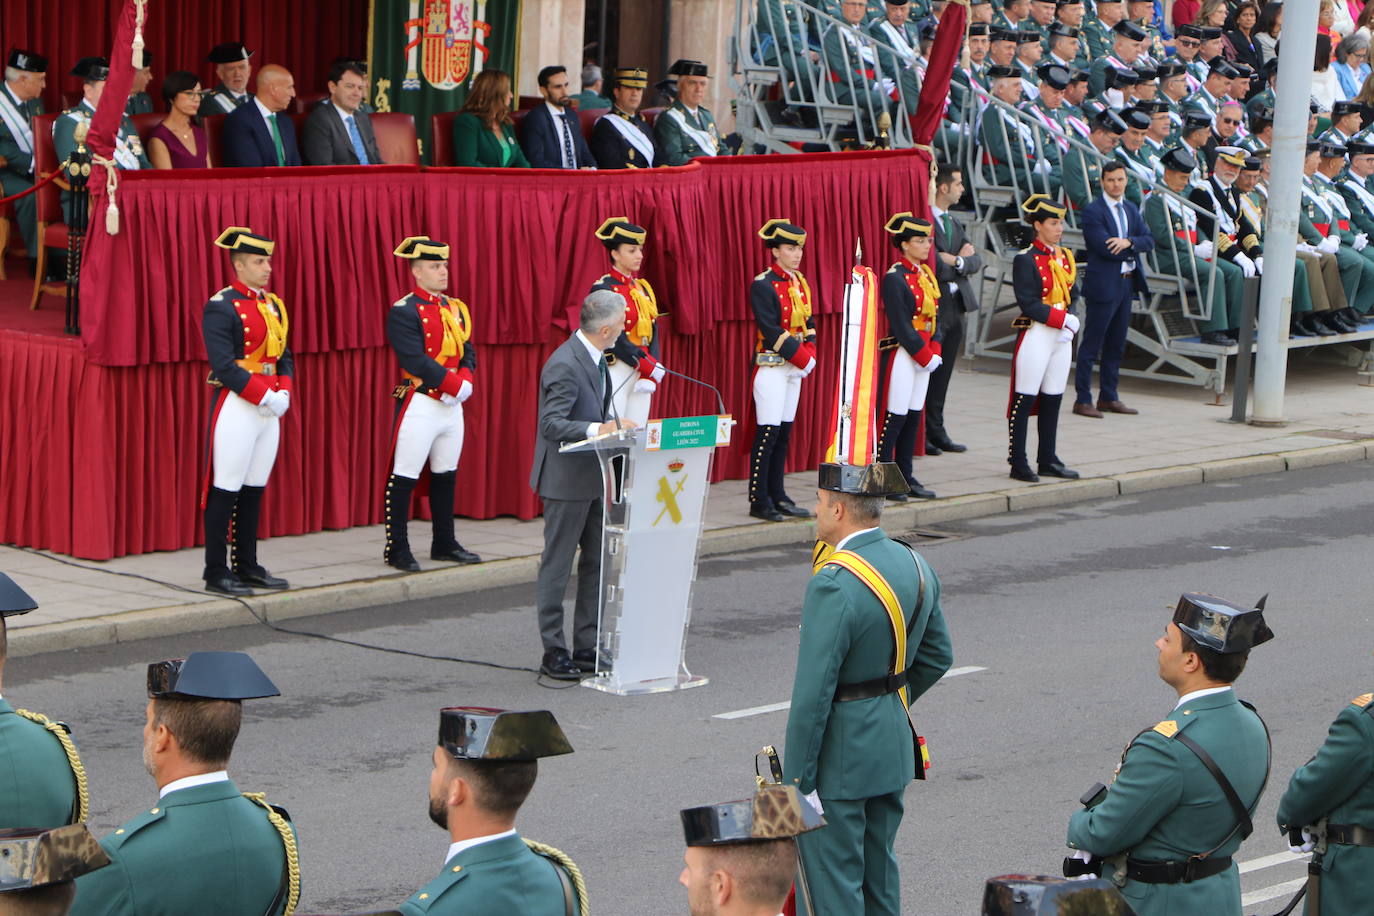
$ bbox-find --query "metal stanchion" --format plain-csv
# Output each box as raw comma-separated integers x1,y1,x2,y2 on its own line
64,139,91,337
1228,276,1262,422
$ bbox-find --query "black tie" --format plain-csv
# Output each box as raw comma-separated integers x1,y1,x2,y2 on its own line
560,113,576,169
599,357,612,417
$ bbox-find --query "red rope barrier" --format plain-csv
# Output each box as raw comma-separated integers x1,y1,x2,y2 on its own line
0,163,67,206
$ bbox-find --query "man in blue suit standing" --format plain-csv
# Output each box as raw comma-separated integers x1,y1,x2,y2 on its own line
521,65,595,170
221,64,300,168
1074,160,1153,418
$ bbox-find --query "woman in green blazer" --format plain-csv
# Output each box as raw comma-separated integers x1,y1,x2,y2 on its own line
453,70,529,168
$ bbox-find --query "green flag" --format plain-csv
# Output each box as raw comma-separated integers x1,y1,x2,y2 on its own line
368,0,522,164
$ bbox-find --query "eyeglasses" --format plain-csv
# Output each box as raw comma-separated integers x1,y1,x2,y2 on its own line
1221,117,1241,125
1179,39,1199,47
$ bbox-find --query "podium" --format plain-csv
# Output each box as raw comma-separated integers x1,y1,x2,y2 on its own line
558,415,732,695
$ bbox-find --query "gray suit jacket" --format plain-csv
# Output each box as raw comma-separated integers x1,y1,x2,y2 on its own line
530,335,609,500
301,101,383,166
932,211,983,315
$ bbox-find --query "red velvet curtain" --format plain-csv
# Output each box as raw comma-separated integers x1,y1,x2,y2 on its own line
3,0,369,114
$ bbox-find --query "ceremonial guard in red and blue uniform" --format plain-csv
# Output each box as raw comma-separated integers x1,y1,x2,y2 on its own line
749,219,817,522
384,236,483,572
1008,195,1080,483
589,217,666,428
877,213,941,503
201,227,293,597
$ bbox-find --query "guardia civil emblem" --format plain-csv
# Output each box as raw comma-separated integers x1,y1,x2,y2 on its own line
402,0,492,92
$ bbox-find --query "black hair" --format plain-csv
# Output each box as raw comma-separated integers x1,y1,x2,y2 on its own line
1101,160,1126,177
161,70,201,106
1179,633,1250,683
151,697,242,766
1255,1,1282,38
538,65,567,88
327,59,367,85
450,758,538,817
935,161,963,189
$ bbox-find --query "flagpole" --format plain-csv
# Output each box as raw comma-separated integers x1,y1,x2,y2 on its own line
835,238,862,464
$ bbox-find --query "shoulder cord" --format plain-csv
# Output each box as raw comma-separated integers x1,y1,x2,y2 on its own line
525,838,590,916
242,792,301,916
14,709,89,823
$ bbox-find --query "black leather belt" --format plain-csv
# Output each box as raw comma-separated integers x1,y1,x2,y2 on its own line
1327,823,1374,847
1125,856,1232,884
835,672,907,702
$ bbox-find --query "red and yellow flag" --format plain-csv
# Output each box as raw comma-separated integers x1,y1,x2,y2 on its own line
824,263,882,466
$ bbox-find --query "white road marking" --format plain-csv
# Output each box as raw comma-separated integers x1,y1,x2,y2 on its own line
1238,850,1305,874
712,666,986,720
1240,877,1305,908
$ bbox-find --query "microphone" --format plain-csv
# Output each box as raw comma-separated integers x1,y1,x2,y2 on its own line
659,365,727,417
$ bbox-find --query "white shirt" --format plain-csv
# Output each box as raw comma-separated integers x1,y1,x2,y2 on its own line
546,101,577,168
930,205,964,292
443,828,518,865
1173,685,1232,711
159,769,230,799
253,96,279,128
575,329,608,438
834,526,880,552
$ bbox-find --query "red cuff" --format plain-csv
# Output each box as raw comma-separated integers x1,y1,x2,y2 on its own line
915,339,941,367
275,376,293,395
454,368,474,390
787,344,814,370
1045,310,1066,330
438,371,463,397
240,374,270,404
636,354,659,379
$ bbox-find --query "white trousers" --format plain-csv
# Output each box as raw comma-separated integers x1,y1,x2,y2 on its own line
886,348,931,413
392,393,465,478
1014,323,1071,396
607,359,652,428
753,363,803,426
212,390,280,490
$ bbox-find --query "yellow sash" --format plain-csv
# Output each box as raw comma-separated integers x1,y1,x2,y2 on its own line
913,263,940,333
247,293,289,362
822,549,910,708
436,297,473,365
1046,247,1077,309
628,279,658,346
786,272,813,332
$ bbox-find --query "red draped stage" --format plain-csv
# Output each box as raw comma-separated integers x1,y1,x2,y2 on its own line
1,151,928,559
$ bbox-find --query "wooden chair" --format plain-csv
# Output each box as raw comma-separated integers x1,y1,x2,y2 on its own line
30,113,66,310
129,112,163,147
577,108,601,142
371,112,418,165
429,111,460,167
640,107,664,127
201,113,226,167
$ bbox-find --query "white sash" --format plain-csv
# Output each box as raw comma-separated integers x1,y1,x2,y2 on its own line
0,85,33,167
1326,183,1353,219
1118,149,1155,185
879,21,917,63
1304,181,1334,222
60,105,141,170
665,106,718,156
1202,181,1238,235
213,92,239,115
1029,105,1069,151
1164,192,1197,231
598,110,656,166
1344,175,1374,212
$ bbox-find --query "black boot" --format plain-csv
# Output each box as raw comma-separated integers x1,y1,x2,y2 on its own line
749,425,785,521
898,410,935,499
231,485,288,589
428,470,481,564
384,474,421,571
1008,393,1038,482
204,487,251,595
1036,394,1079,479
876,412,909,502
771,421,812,517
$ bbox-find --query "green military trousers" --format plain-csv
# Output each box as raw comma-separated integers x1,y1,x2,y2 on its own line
797,791,904,916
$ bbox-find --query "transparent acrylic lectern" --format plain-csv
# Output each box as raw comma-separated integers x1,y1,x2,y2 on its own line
558,415,732,695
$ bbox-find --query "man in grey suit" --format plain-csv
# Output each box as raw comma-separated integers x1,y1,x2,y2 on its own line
530,290,638,680
302,60,382,166
926,163,983,454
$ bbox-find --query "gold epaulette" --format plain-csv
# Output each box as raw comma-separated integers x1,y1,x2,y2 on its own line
755,269,774,281
1352,693,1372,708
525,839,589,915
14,709,89,823
1152,720,1179,738
243,792,300,916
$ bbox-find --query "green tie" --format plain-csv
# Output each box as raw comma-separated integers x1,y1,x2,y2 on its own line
942,212,952,243
268,112,285,166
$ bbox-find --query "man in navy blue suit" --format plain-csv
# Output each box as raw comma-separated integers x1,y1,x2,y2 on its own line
221,64,301,168
1074,160,1153,417
521,65,596,170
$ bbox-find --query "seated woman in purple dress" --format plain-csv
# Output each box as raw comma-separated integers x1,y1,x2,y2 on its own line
147,70,212,169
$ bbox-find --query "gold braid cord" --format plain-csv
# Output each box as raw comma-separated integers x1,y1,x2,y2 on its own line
242,792,301,916
14,709,89,824
525,838,590,916
912,143,940,207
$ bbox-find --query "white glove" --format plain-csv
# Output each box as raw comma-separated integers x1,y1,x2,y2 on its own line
1063,313,1081,335
802,790,825,816
650,363,667,383
1296,243,1316,255
1193,239,1215,260
1356,233,1369,252
1288,829,1316,855
1321,234,1342,254
456,380,474,403
801,356,817,377
1253,255,1264,274
1234,252,1257,278
632,379,657,394
1058,328,1075,344
259,389,289,418
920,353,943,373
439,392,459,406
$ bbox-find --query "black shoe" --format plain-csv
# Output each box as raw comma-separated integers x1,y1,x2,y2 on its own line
385,551,421,572
749,502,787,522
206,575,253,597
234,569,288,589
886,492,910,503
1290,317,1314,337
930,434,967,453
1326,311,1358,333
540,650,583,680
1009,464,1040,483
1200,331,1233,346
909,483,937,499
924,441,943,456
1345,308,1369,327
774,499,813,518
572,649,602,673
1304,314,1336,337
432,544,482,564
1038,461,1080,479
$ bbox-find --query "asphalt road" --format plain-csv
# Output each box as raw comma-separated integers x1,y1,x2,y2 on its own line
11,459,1374,915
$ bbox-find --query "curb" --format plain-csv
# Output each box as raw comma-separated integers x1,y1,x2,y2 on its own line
11,440,1371,659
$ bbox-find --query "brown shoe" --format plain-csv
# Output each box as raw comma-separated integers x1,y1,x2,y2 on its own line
1072,402,1104,419
1097,400,1139,415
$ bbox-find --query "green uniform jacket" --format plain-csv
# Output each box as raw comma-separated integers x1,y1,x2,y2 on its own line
53,101,151,170
653,101,729,166
1083,20,1115,61
1276,694,1374,916
570,90,608,112
1067,689,1269,916
125,92,154,116
69,778,294,916
1062,146,1105,212
399,833,582,915
782,528,954,800
1336,168,1374,238
0,698,80,829
0,85,41,195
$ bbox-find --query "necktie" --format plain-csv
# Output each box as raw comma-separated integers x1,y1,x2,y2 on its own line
942,212,953,244
345,115,371,165
559,112,576,169
1115,202,1127,237
599,357,612,416
268,112,286,166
